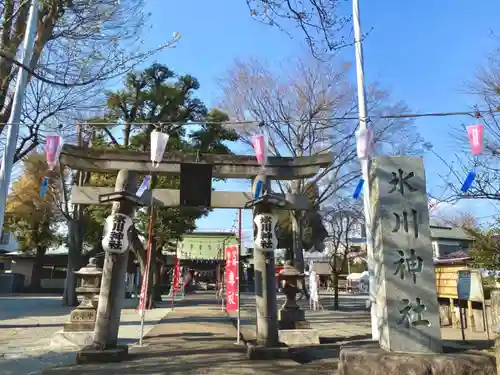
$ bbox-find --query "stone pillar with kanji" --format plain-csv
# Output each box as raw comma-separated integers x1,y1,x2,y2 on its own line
252,173,279,347
370,156,442,353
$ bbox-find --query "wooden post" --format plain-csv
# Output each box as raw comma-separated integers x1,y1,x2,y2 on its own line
467,299,474,332
449,298,456,328
490,290,500,375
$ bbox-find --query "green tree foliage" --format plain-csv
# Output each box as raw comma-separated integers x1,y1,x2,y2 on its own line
5,153,63,290
80,63,238,305
465,222,500,272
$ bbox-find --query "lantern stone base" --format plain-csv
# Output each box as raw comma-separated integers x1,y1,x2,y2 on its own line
63,321,95,332
51,330,94,349
51,307,98,349
338,345,495,375
245,342,293,360
278,329,320,347
76,345,129,365
244,330,320,360
63,305,97,332
278,306,305,330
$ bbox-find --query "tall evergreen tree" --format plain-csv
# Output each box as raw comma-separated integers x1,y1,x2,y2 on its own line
82,64,238,307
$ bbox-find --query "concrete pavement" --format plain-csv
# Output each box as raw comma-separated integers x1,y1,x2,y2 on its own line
42,292,302,375
0,295,174,375
1,290,494,374
233,291,493,350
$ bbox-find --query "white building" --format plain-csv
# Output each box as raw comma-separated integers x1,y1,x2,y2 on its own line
0,231,19,254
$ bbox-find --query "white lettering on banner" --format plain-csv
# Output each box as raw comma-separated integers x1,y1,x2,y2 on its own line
227,291,236,305
227,271,236,287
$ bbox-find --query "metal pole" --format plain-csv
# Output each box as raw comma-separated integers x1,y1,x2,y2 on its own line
0,0,39,237
352,0,378,341
171,255,176,310
139,185,155,346
237,208,242,344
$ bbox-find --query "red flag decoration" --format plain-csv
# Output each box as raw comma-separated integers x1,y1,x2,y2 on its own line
467,124,484,155
137,236,153,316
45,135,61,170
172,257,181,292
225,245,239,313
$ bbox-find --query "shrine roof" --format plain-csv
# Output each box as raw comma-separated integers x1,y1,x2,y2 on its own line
429,226,472,241
434,250,471,264
183,232,237,238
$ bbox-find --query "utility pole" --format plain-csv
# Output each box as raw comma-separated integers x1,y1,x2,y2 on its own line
352,0,378,341
0,0,39,237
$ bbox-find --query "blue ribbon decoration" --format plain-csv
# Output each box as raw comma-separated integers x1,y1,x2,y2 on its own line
353,179,364,199
136,174,152,197
40,177,49,200
253,179,263,200
460,171,476,193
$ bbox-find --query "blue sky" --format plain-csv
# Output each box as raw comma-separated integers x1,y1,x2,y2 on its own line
140,0,500,245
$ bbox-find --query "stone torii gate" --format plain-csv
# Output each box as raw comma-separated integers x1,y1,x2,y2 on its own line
60,144,332,362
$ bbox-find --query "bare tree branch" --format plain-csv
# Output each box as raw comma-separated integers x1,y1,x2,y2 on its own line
321,198,363,309
431,210,479,230
217,56,424,207
246,0,354,59
437,35,500,209
0,35,180,88
0,0,180,138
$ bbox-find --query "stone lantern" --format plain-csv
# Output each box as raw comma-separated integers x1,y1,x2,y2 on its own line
64,258,103,332
277,261,306,330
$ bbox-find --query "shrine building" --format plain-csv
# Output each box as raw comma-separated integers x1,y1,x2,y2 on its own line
165,232,247,287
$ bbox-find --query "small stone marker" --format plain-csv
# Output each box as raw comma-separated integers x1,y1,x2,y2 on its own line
370,156,442,353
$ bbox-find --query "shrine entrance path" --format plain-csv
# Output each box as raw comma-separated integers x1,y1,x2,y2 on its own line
42,292,302,375
0,294,169,375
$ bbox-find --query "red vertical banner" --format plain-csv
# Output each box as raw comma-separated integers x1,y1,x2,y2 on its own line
138,206,155,316
137,240,153,316
173,257,181,292
225,245,239,313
